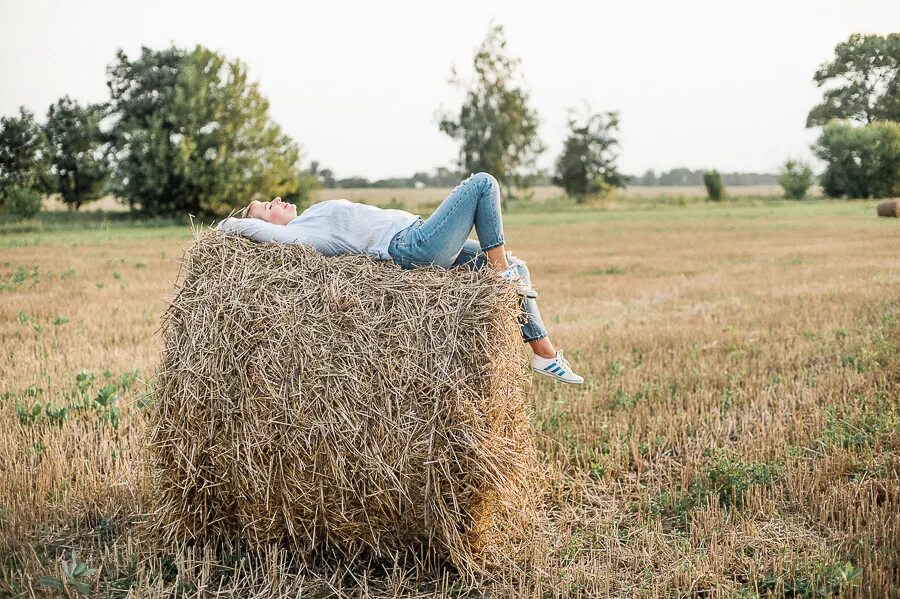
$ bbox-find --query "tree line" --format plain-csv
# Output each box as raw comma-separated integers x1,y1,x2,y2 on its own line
436,28,899,203
0,29,897,218
629,170,777,187
0,46,317,218
316,167,778,190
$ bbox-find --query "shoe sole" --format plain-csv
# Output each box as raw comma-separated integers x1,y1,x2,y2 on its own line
531,367,583,384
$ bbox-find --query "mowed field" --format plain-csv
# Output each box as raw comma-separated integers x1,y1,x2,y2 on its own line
0,199,897,597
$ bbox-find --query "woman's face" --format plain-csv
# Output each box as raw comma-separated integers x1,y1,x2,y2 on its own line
247,197,297,225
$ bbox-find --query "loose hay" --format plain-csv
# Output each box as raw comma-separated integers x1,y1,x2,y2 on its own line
148,229,539,575
876,199,899,217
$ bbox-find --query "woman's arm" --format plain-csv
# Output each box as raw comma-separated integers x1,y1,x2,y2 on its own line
216,217,340,255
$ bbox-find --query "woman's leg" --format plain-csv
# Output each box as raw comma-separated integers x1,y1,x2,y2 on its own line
512,255,557,358
394,173,510,270
453,242,582,382
453,241,554,355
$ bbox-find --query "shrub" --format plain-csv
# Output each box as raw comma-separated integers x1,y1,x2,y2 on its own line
703,170,725,201
812,120,900,198
5,185,42,218
777,159,814,199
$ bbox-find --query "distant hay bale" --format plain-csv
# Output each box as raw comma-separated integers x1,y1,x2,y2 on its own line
148,229,539,573
876,199,899,217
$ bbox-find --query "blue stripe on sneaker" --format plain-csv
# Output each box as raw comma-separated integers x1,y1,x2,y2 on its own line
552,366,565,375
543,363,556,372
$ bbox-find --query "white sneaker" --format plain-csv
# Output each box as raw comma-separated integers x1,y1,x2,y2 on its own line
531,350,584,384
499,264,538,299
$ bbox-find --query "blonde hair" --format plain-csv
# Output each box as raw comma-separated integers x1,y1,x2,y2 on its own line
239,201,253,219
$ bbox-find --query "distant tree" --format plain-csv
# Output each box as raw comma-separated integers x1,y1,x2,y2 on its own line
432,167,463,187
812,120,900,198
652,168,777,186
371,177,410,188
296,164,321,208
658,168,697,186
639,169,657,186
777,159,814,199
41,96,109,211
0,107,45,207
5,185,42,218
318,168,335,188
439,24,545,192
106,45,311,217
703,170,725,201
640,168,776,186
335,177,371,188
807,33,900,127
552,106,625,200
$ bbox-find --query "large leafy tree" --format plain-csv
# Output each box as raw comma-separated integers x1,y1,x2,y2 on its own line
42,96,109,211
807,33,900,127
0,107,45,205
439,25,544,191
106,45,310,217
552,106,625,200
812,120,900,198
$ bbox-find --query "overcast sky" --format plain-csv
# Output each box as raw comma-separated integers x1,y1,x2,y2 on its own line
1,0,898,179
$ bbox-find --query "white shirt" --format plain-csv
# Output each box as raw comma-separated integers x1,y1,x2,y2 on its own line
216,199,420,260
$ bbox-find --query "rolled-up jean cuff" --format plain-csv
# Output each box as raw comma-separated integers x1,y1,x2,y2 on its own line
480,239,505,252
523,332,547,343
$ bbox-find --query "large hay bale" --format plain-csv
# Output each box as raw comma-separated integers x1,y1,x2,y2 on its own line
149,229,538,573
876,199,899,217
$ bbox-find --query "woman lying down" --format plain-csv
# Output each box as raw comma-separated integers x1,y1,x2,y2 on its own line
217,172,583,384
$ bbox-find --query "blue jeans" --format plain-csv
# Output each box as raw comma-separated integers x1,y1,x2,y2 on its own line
387,172,548,343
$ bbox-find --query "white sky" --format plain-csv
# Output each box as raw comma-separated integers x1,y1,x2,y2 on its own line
1,0,898,179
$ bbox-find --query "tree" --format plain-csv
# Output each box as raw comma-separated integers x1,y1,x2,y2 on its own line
777,159,814,200
0,107,45,206
812,120,900,198
106,45,311,217
807,33,900,127
318,168,335,188
552,106,625,200
41,96,109,211
703,170,725,201
439,25,544,192
658,168,697,185
5,185,42,218
639,169,657,186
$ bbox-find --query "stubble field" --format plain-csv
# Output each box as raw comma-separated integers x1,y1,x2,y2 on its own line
0,199,897,597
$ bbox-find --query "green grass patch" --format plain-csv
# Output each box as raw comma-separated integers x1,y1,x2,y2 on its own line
649,455,778,529
818,392,899,451
0,265,39,291
587,265,629,276
744,561,862,598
